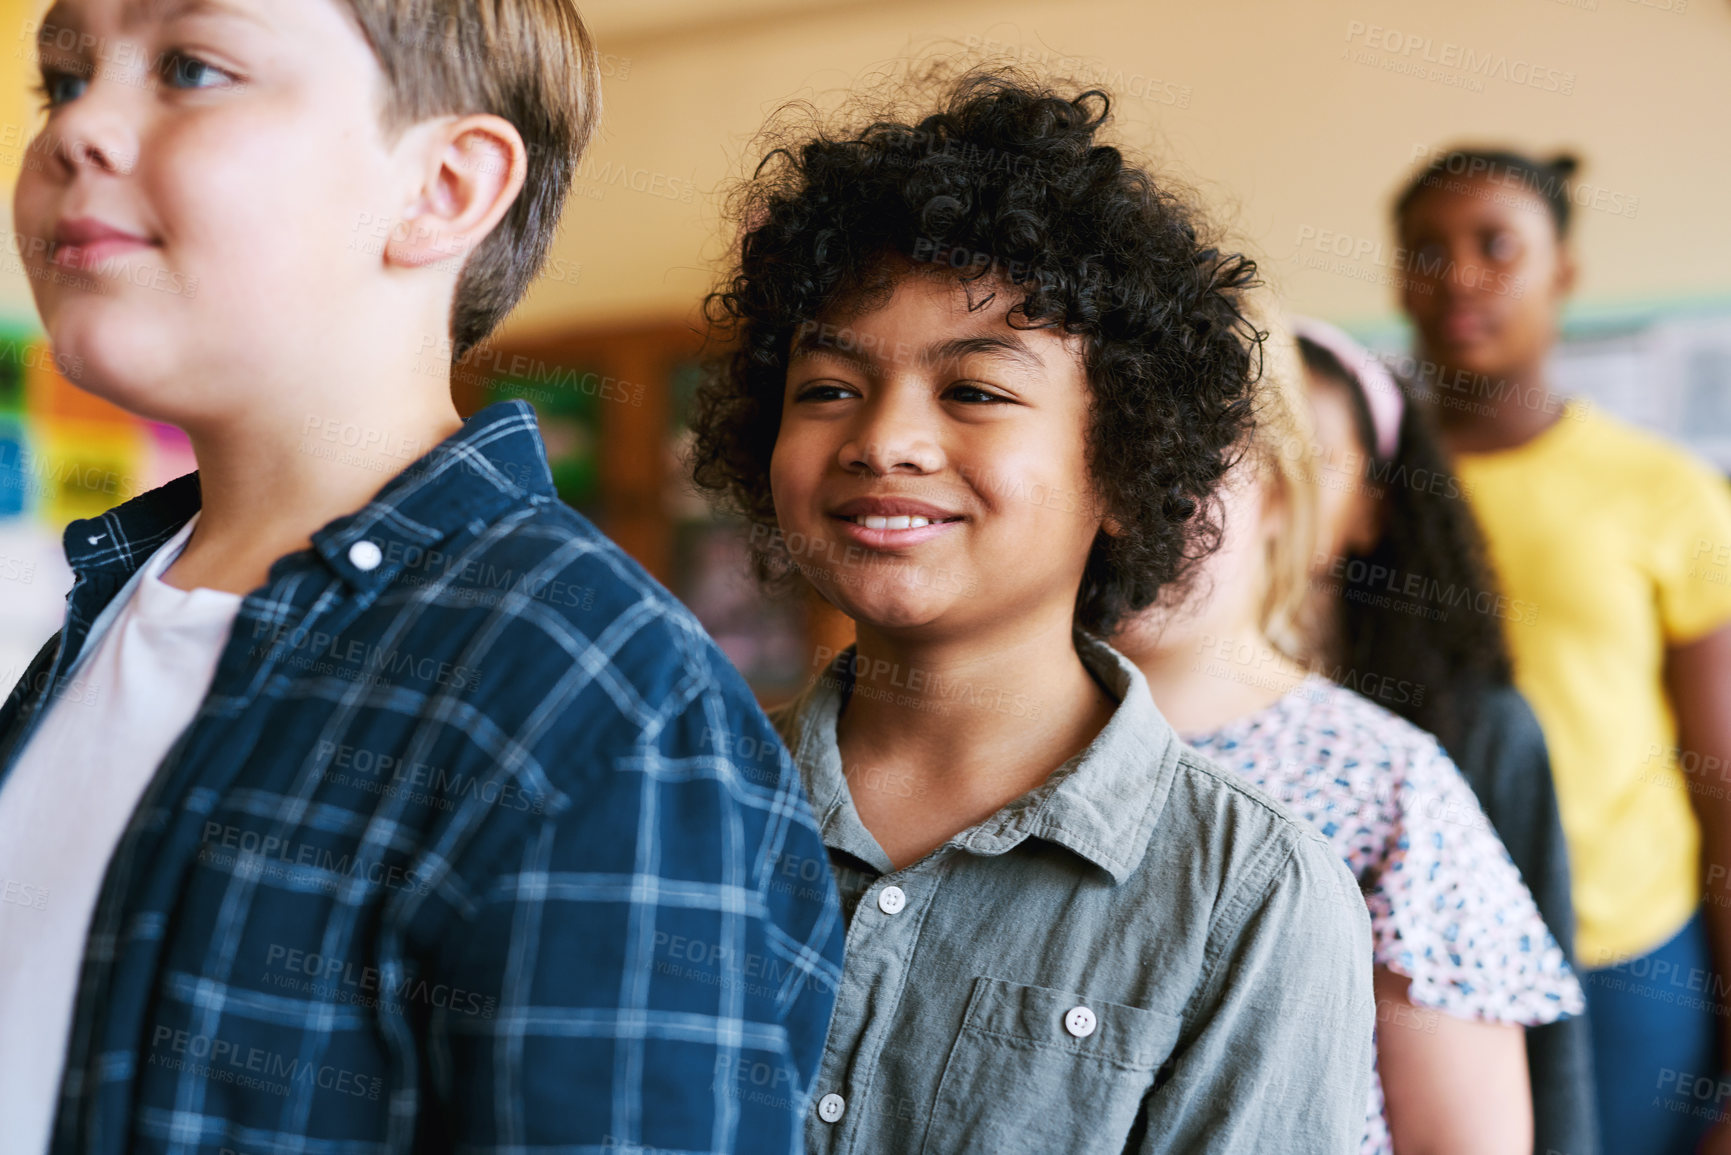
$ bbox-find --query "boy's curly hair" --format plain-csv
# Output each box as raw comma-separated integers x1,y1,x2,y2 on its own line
688,67,1264,635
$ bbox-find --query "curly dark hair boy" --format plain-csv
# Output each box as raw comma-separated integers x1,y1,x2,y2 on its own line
688,67,1265,635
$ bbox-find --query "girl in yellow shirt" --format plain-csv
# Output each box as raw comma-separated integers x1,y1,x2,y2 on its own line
1394,146,1731,1155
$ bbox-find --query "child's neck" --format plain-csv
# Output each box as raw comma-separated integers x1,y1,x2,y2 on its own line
834,614,1115,872
161,383,464,596
1127,616,1309,737
1422,349,1565,454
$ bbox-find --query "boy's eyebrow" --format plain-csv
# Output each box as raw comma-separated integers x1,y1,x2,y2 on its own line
37,1,81,42
788,330,1046,374
926,335,1046,373
788,328,874,373
38,0,266,47
136,0,266,26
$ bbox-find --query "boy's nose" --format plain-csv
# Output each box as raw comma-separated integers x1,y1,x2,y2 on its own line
839,399,943,476
35,88,140,180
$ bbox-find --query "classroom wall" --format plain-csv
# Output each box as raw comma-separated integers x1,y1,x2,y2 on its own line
0,0,1722,337
506,0,1731,340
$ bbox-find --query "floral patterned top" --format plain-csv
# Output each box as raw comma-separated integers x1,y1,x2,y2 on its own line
1185,675,1584,1155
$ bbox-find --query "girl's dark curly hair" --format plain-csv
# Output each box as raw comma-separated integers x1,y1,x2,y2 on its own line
687,66,1265,636
1300,338,1514,754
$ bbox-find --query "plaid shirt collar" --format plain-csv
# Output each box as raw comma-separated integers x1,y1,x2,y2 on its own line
59,400,556,593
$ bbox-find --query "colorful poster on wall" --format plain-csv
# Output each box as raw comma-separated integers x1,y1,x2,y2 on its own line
0,329,148,682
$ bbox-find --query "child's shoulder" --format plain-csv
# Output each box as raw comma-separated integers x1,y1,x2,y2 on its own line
1551,404,1725,501
1291,678,1457,794
1078,639,1352,898
1134,742,1368,948
1162,739,1341,861
1201,675,1441,778
444,496,741,709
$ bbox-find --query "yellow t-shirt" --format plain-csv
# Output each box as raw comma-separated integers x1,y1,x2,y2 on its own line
1455,402,1731,965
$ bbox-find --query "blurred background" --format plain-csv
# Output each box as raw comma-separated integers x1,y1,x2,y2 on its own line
2,0,1728,698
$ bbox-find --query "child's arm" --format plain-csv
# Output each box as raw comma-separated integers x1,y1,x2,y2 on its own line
1135,834,1376,1153
1375,968,1532,1154
421,644,844,1151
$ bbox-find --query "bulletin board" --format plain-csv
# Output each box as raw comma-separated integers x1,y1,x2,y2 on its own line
0,331,198,683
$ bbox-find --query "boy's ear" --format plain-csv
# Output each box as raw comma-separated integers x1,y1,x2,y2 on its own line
386,114,528,271
1090,489,1124,537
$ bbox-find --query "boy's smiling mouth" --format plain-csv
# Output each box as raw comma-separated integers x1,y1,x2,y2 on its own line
829,497,965,548
49,216,158,271
844,514,946,529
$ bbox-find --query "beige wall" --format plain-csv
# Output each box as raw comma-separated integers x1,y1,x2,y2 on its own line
0,0,1724,337
508,0,1731,339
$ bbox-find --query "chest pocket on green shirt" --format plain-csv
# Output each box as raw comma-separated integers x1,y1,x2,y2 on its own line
920,976,1183,1154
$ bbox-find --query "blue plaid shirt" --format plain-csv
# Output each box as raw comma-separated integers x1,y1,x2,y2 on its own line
0,400,844,1155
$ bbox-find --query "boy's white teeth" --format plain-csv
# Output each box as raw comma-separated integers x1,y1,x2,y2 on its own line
857,515,932,530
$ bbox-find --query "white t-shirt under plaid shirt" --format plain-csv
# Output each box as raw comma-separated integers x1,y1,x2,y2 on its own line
0,515,240,1155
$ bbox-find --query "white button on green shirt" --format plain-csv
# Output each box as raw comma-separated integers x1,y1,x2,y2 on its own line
771,635,1377,1155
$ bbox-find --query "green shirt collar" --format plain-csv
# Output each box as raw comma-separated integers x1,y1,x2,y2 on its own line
773,633,1180,884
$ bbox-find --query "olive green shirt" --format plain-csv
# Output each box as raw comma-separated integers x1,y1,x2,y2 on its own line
770,635,1375,1154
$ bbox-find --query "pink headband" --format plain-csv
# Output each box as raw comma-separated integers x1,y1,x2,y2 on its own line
1292,316,1404,462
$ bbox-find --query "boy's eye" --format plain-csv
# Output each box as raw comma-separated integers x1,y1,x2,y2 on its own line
160,51,237,91
793,381,858,403
944,381,1010,404
32,67,90,111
